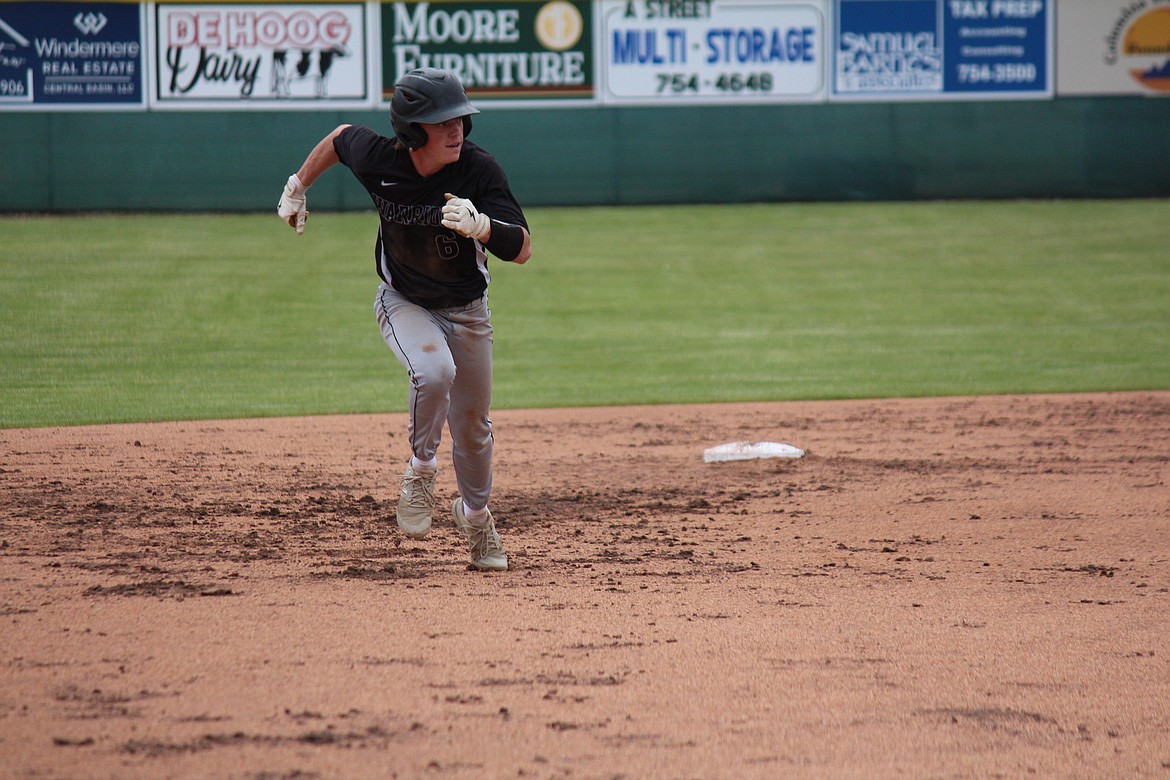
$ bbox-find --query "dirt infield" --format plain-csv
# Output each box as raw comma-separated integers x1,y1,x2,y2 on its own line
1,392,1168,779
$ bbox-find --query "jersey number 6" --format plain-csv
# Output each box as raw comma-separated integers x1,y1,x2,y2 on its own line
436,233,461,260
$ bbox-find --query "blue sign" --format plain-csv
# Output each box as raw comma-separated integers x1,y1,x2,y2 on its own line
0,2,144,107
943,0,1048,94
834,0,941,95
833,0,1050,99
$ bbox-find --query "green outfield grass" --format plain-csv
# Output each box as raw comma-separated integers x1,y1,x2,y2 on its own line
1,200,1167,428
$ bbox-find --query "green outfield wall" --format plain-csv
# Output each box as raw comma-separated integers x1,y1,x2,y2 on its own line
2,96,1167,211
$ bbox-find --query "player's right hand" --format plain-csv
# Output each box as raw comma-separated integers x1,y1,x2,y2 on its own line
442,193,490,241
277,174,308,235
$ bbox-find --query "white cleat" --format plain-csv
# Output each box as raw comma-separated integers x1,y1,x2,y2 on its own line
396,462,436,539
451,497,508,571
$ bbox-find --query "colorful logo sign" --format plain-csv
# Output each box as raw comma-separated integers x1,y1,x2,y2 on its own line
1115,6,1170,92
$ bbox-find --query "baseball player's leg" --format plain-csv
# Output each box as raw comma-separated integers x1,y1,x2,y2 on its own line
444,297,505,570
374,284,455,462
444,298,494,511
375,284,458,538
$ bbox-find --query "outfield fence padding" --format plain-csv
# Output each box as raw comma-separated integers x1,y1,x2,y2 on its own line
2,96,1168,211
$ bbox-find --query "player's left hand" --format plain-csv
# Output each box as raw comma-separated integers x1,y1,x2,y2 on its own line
442,193,490,241
278,174,308,235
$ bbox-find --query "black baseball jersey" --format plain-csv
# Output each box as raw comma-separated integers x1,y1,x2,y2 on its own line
333,125,528,309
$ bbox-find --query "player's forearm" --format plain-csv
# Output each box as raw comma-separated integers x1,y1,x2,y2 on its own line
511,227,532,265
482,221,532,264
296,125,349,188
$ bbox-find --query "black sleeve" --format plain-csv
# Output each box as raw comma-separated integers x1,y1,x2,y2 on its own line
333,125,393,174
485,220,526,261
467,151,528,233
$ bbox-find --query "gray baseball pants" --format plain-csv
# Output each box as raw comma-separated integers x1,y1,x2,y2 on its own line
374,283,494,510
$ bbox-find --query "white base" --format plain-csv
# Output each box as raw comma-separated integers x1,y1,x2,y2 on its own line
703,441,805,463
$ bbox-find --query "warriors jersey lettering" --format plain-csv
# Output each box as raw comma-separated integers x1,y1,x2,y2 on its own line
333,125,528,309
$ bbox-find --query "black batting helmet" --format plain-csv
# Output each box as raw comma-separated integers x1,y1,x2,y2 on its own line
390,69,480,151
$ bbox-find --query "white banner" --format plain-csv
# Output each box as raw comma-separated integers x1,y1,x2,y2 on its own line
151,3,373,108
1057,0,1170,96
599,0,828,105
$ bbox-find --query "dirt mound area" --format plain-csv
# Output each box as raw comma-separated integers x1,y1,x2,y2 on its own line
2,393,1168,778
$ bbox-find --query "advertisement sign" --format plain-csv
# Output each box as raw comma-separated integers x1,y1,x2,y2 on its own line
599,0,828,104
833,0,1051,100
152,3,372,108
0,1,144,109
834,0,940,93
1057,0,1170,96
942,0,1048,94
381,1,594,101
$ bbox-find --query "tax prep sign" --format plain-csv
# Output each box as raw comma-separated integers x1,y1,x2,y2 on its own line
600,0,828,104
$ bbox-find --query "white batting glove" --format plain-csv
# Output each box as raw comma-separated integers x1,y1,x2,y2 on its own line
278,174,308,235
442,193,490,241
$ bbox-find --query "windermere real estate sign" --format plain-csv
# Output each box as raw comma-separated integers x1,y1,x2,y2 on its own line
0,1,144,107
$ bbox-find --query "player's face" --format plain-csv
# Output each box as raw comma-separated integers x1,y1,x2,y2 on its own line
421,118,465,166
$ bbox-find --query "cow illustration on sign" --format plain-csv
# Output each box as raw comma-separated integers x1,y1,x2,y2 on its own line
271,44,351,98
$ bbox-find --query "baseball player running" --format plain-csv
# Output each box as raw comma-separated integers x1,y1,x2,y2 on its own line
277,68,532,571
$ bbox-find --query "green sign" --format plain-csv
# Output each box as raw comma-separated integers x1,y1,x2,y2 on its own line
381,0,594,101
